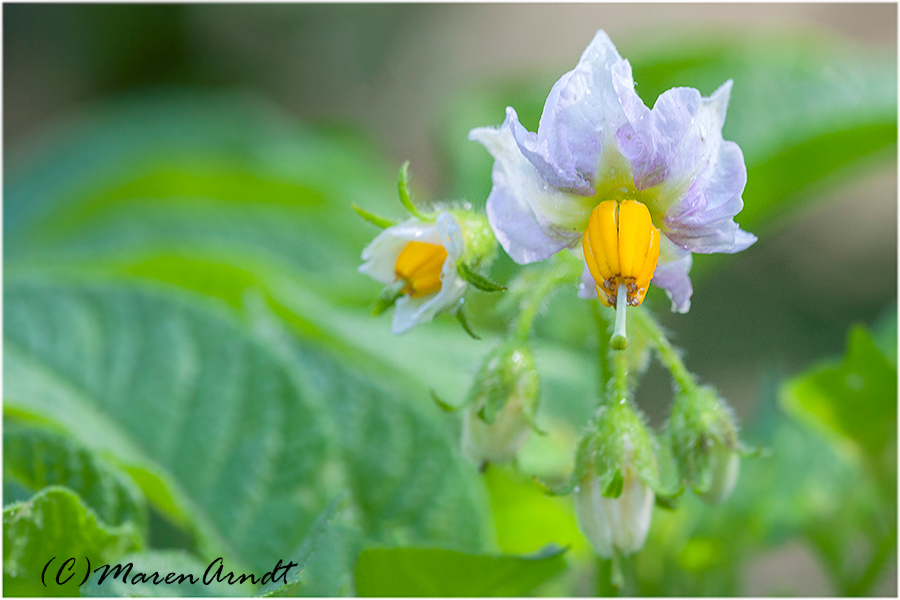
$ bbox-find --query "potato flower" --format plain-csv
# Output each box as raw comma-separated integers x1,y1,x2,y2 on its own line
470,30,755,345
359,212,469,334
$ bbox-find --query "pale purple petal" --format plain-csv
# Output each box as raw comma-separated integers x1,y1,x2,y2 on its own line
614,76,755,255
511,30,631,195
663,138,755,253
652,238,693,313
470,112,591,264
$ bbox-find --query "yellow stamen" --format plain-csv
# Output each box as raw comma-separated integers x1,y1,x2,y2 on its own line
582,200,661,309
395,241,448,298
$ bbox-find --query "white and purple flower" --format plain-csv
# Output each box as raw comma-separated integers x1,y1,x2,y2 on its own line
470,30,755,315
359,212,468,334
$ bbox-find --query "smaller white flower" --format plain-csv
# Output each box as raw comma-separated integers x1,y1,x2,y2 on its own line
359,212,467,334
576,462,654,559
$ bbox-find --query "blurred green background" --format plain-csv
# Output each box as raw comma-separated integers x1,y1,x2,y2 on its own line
4,4,897,597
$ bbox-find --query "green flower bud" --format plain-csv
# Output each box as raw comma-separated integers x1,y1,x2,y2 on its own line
461,342,540,466
668,385,740,505
574,401,659,558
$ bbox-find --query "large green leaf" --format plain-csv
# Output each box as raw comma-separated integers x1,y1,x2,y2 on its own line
354,546,567,597
4,487,143,597
5,279,338,573
4,279,491,578
3,424,148,535
781,326,897,477
4,93,398,306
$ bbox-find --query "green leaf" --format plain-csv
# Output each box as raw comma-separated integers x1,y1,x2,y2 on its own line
4,279,342,574
483,468,589,556
261,498,363,597
781,326,897,473
3,424,148,534
354,546,567,597
4,487,142,597
456,261,506,293
4,93,399,306
4,278,491,574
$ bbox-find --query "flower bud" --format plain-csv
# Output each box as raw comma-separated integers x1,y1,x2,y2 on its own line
576,462,654,559
668,385,740,505
461,343,539,466
573,401,659,558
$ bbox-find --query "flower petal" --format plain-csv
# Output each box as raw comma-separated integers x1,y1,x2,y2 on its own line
470,111,590,264
359,218,442,284
436,211,465,261
510,30,631,195
614,76,755,255
652,237,694,314
391,255,467,334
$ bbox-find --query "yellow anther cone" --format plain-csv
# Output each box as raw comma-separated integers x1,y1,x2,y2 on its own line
395,241,448,297
581,200,661,309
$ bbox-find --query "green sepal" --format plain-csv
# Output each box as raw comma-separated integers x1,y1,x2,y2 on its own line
430,390,459,413
456,260,506,292
456,307,481,340
477,404,495,424
652,483,686,510
372,280,405,316
397,161,430,221
352,203,397,229
601,468,624,498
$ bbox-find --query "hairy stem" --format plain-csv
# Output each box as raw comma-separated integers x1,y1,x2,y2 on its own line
511,252,583,343
631,307,699,395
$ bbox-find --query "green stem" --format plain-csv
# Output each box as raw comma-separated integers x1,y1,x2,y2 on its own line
591,302,612,399
631,307,699,395
593,301,631,408
611,345,630,406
